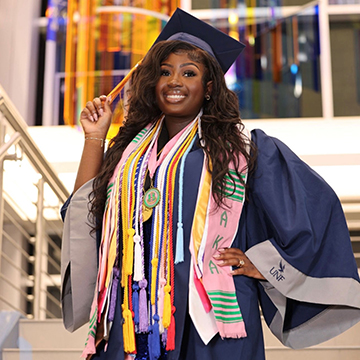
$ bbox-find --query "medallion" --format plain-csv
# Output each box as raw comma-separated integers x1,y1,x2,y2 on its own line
143,187,161,208
142,203,153,222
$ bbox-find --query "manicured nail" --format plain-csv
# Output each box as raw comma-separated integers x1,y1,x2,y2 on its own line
93,112,98,121
99,108,104,117
88,115,94,122
213,254,220,258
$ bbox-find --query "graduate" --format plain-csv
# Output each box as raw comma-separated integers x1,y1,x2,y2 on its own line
60,8,360,360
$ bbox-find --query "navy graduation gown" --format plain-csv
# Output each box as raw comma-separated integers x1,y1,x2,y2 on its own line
61,129,360,360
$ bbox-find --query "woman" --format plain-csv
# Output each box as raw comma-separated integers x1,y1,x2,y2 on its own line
61,8,360,360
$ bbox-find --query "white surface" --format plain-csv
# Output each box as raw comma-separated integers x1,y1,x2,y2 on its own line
28,119,360,199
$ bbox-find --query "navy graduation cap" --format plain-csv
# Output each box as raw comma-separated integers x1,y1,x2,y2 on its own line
154,8,245,74
107,8,245,102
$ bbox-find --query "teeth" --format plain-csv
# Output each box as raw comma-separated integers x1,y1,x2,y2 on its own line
166,95,185,99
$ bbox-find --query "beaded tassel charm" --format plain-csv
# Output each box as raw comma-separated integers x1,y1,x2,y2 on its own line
133,234,142,281
132,282,139,328
149,314,161,360
139,279,149,332
175,222,184,264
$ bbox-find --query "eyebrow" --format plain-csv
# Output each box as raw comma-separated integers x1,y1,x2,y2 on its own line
160,62,200,70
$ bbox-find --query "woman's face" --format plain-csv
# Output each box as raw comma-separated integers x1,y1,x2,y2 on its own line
155,52,212,131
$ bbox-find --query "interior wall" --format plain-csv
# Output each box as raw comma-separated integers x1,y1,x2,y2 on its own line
0,0,42,126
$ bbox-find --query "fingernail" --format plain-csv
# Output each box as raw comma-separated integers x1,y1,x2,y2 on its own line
108,95,112,103
216,260,224,265
93,113,98,121
218,248,225,252
213,254,220,258
89,115,94,122
99,108,104,117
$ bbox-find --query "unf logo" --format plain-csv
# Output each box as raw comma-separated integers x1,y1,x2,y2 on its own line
269,260,286,281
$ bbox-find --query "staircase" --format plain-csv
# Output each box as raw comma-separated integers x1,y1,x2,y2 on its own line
2,318,360,359
2,319,88,360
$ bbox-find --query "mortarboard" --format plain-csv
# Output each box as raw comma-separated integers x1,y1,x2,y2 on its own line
108,8,245,103
153,8,245,74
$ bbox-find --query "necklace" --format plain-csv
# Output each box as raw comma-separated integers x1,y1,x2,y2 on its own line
142,148,164,221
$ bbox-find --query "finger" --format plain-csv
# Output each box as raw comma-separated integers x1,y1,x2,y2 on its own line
217,259,246,268
230,267,247,276
80,108,94,122
230,263,266,280
93,97,103,117
218,248,245,256
85,101,98,121
214,249,244,262
103,95,112,113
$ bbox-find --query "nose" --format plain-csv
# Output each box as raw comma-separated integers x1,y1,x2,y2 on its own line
167,74,182,87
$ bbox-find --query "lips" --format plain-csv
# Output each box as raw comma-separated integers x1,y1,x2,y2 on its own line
164,93,186,103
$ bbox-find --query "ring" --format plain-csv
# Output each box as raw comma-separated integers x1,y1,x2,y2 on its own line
238,259,245,267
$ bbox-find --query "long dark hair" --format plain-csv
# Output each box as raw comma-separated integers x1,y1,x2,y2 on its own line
89,40,257,226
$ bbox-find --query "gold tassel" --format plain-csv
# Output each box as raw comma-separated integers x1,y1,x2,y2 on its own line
125,228,135,275
163,284,171,328
151,258,158,305
122,305,136,353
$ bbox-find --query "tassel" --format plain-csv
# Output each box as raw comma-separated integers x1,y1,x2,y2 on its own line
133,234,142,281
125,228,135,275
149,314,161,360
174,222,184,264
158,279,166,319
139,279,149,332
166,306,176,351
150,258,158,305
122,305,136,353
162,285,171,328
162,328,168,347
132,282,139,327
108,268,120,322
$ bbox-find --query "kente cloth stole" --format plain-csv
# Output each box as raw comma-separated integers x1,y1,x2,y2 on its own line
189,141,249,342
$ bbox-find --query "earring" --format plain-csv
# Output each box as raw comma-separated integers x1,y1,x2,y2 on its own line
205,94,210,101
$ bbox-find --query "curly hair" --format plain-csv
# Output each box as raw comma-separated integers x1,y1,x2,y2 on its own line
89,40,257,226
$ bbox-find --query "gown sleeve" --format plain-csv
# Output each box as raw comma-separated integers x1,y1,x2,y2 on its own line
60,178,98,332
244,129,360,349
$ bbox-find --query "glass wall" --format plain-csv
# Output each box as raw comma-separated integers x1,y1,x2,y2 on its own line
235,6,322,118
36,0,360,124
330,13,360,116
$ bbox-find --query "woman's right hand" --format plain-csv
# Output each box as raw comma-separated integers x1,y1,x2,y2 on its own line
80,95,113,139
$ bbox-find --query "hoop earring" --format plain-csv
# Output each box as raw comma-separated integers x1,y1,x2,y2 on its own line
205,94,210,101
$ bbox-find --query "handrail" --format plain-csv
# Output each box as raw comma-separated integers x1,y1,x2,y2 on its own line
0,85,68,319
0,85,69,202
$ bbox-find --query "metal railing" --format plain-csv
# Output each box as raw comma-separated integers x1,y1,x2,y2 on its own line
0,85,69,319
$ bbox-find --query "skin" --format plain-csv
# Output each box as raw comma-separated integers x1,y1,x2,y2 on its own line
75,53,264,357
155,52,212,139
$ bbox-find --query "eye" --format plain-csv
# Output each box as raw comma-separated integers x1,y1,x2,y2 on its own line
160,69,171,76
184,70,196,77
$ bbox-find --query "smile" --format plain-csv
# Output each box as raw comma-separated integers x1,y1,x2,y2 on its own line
165,94,186,99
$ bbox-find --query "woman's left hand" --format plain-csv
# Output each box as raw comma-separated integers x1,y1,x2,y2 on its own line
214,248,266,280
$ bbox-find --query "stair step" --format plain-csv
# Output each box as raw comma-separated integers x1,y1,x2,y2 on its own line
18,319,88,349
3,346,360,360
265,347,360,360
2,349,83,360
